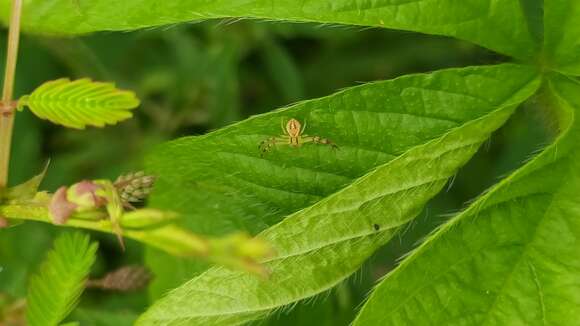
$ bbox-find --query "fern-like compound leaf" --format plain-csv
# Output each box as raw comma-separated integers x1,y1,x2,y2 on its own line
18,78,140,129
26,232,98,326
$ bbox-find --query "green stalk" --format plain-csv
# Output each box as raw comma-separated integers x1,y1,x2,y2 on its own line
0,0,23,188
0,203,269,275
0,203,210,256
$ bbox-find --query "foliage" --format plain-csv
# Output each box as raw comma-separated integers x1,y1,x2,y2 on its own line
18,78,140,129
0,0,538,61
139,65,540,324
26,232,98,326
0,0,578,326
352,74,580,325
0,163,46,201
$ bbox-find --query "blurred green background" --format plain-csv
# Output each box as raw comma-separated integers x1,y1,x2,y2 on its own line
0,21,551,325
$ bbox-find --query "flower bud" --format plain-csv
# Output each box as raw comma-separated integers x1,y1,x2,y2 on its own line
66,180,107,211
49,181,109,225
49,186,77,225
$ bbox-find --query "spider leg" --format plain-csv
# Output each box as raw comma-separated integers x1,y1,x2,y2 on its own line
259,137,276,152
281,118,287,135
302,135,338,150
259,136,290,156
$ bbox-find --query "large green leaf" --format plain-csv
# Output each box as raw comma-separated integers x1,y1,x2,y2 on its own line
138,64,540,325
352,75,580,325
148,64,539,235
544,0,580,75
0,0,537,61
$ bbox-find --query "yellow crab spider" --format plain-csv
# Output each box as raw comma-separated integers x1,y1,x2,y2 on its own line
259,118,337,155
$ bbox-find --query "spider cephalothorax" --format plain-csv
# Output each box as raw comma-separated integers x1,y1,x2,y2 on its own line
259,118,337,155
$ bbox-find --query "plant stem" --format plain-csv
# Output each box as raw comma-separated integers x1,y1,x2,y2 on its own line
0,203,210,256
0,0,23,188
0,203,269,275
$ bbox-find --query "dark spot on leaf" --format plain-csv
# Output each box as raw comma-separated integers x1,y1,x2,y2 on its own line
373,223,380,231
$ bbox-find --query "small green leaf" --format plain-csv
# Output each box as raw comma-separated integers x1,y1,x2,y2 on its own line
351,75,580,325
26,232,98,326
18,78,140,129
0,162,48,202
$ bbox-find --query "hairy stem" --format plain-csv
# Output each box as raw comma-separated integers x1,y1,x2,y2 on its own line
0,203,269,275
0,0,23,188
0,203,209,256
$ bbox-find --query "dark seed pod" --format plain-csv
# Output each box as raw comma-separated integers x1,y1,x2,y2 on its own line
86,265,151,292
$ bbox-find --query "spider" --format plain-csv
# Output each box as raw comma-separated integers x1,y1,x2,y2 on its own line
259,118,337,155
